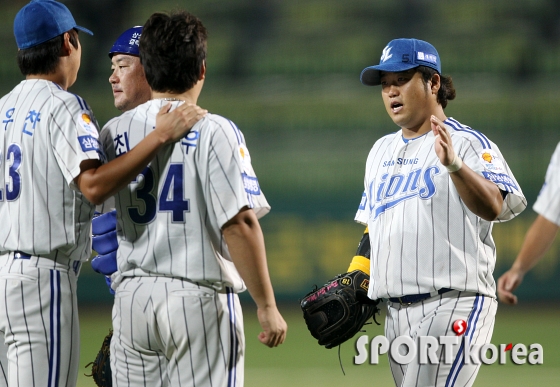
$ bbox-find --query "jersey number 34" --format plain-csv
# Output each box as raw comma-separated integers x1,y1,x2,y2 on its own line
128,164,190,224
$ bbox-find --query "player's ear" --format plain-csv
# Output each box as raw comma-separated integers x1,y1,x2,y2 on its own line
430,73,441,94
199,60,206,80
60,32,73,57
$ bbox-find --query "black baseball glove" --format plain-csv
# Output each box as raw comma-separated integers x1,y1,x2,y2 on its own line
85,330,113,387
300,270,379,349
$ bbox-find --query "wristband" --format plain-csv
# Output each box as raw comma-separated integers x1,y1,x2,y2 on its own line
446,155,463,173
347,255,370,276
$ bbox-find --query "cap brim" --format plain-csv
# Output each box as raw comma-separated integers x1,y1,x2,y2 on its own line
360,63,419,86
108,49,139,58
75,25,93,36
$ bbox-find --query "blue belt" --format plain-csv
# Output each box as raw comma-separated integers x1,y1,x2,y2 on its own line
389,288,453,305
14,251,31,259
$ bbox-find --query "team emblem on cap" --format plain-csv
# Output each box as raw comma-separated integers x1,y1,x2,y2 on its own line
380,46,393,62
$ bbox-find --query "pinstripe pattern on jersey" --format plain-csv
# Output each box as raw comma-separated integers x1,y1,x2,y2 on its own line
48,270,61,387
111,277,243,387
356,119,526,300
446,295,484,387
386,292,496,387
0,255,80,387
101,101,268,292
0,80,100,261
227,287,238,387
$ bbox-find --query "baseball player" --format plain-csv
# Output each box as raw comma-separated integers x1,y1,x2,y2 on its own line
497,142,560,304
91,26,153,279
109,26,151,112
99,11,287,387
0,1,205,386
352,38,526,386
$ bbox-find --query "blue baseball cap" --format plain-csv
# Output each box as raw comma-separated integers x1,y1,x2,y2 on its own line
109,26,143,58
360,38,441,86
14,0,93,50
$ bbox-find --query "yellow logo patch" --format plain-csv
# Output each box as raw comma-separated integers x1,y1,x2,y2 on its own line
482,152,492,163
81,113,92,124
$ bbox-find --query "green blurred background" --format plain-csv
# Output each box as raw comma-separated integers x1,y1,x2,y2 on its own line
1,0,560,385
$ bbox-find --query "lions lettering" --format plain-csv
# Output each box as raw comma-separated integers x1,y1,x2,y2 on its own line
368,166,440,219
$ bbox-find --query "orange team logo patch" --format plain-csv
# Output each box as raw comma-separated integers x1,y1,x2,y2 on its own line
482,152,492,163
81,113,92,124
239,146,245,159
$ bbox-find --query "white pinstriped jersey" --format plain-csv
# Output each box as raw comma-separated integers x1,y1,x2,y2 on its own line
533,142,560,225
355,117,526,300
100,99,270,292
0,80,102,261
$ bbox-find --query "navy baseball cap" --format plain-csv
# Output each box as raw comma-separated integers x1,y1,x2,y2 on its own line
360,38,441,86
14,0,93,50
109,26,143,58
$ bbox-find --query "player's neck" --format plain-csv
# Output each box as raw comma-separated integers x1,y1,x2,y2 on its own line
152,80,203,105
151,92,197,105
402,108,446,140
26,73,69,90
402,124,431,139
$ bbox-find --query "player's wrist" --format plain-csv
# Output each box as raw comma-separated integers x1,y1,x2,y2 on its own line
347,255,370,275
446,154,463,173
510,261,529,276
149,128,172,146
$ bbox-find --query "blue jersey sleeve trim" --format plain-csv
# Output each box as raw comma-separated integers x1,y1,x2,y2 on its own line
70,93,85,110
227,119,243,145
445,118,491,149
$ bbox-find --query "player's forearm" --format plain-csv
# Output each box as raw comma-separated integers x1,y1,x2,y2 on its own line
222,208,278,309
449,163,503,221
511,215,559,273
76,130,168,205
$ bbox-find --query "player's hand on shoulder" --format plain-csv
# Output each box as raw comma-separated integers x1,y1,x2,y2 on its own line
497,269,524,305
256,305,287,348
155,102,207,144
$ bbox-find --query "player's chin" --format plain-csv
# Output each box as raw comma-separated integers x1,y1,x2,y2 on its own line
385,108,403,122
113,91,123,100
113,95,128,111
389,114,407,127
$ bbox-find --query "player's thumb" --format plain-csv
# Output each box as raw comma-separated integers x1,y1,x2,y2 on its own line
258,331,271,346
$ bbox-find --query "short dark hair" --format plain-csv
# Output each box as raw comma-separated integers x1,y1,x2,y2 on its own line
417,66,456,109
140,11,207,94
17,29,79,76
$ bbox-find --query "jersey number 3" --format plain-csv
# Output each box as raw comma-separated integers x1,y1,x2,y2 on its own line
0,144,22,201
128,164,190,224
